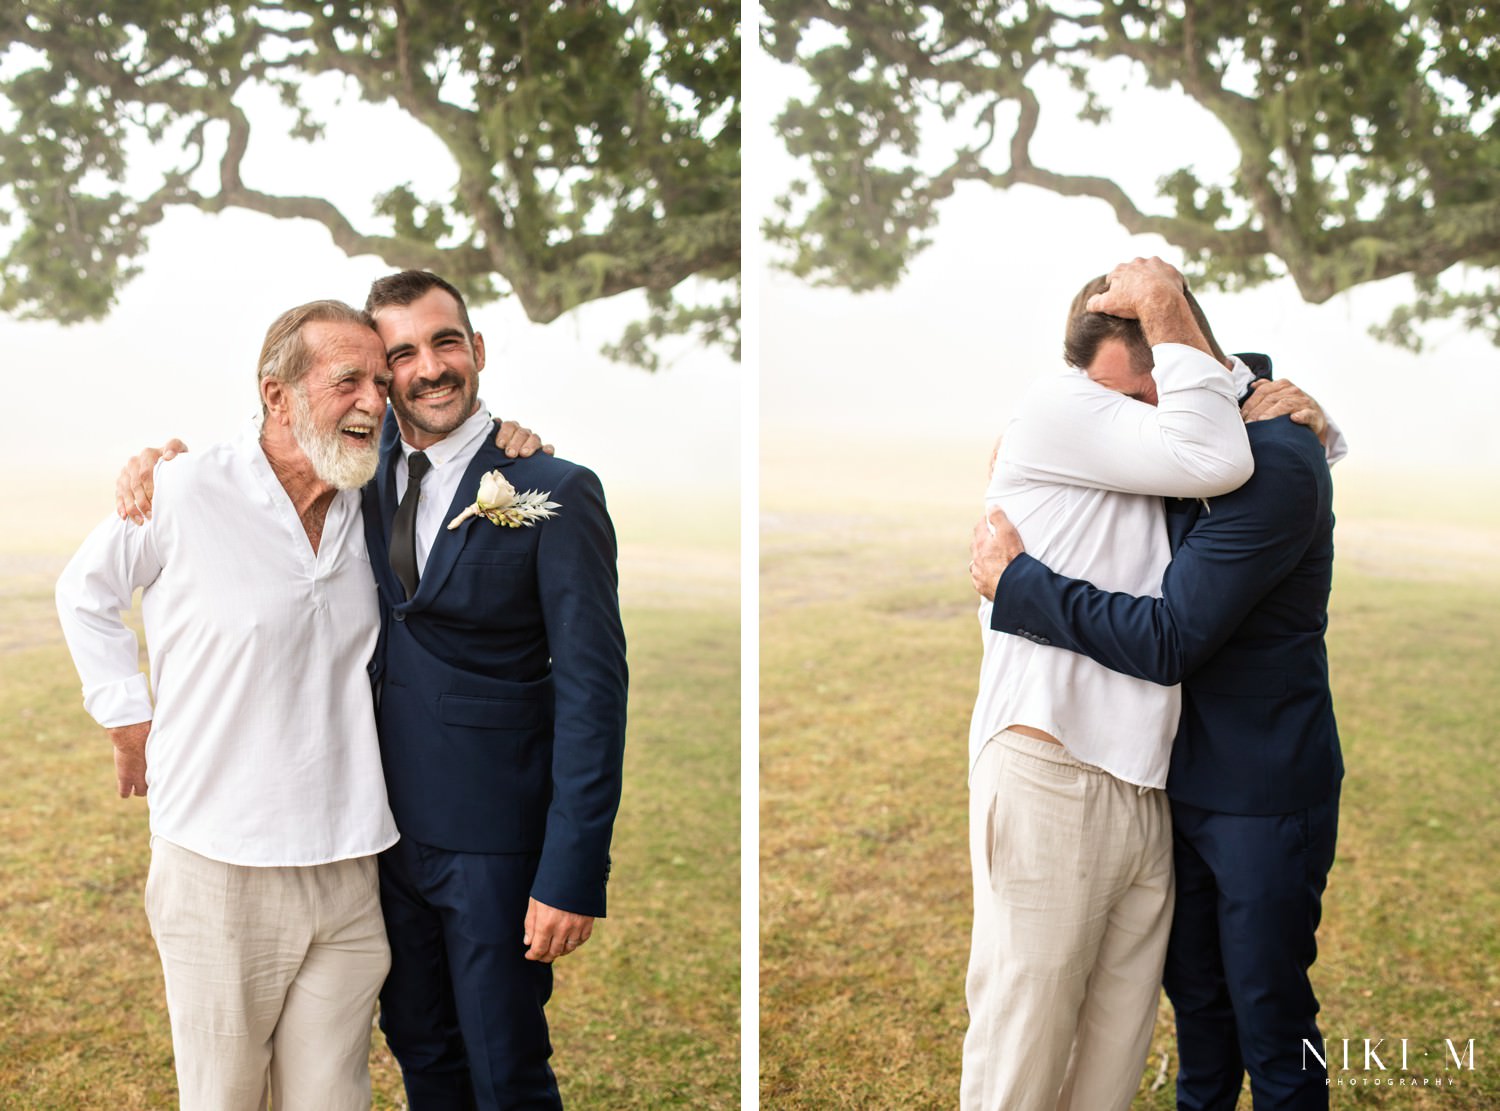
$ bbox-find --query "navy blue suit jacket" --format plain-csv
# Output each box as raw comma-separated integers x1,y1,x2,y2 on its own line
991,390,1340,816
363,412,628,917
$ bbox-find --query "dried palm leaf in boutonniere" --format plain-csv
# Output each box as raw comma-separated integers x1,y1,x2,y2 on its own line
447,469,561,530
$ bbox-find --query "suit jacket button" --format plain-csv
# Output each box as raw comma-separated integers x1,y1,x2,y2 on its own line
394,610,406,622
1037,637,1050,646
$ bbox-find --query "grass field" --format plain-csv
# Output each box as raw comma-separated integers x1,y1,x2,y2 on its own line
760,445,1500,1109
0,486,739,1110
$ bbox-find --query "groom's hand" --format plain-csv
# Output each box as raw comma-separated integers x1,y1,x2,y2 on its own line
523,897,595,963
492,419,555,459
116,440,189,524
970,508,1025,601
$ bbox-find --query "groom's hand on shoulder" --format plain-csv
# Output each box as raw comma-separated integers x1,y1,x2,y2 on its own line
523,897,595,963
116,439,189,525
493,419,555,459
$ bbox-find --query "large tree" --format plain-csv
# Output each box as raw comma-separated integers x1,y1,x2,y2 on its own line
0,0,739,368
764,0,1500,349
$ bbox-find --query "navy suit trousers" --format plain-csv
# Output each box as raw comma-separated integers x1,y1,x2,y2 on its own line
377,837,561,1111
1164,791,1340,1111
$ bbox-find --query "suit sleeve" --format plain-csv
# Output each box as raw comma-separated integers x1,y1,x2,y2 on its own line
530,465,629,917
990,427,1324,685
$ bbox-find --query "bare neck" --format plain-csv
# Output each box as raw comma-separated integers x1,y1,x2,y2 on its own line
392,402,481,451
260,426,337,551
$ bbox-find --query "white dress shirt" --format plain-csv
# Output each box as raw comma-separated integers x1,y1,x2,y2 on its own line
969,344,1255,789
391,404,496,573
55,423,399,867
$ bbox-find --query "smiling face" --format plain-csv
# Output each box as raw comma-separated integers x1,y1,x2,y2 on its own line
373,287,485,449
283,320,390,488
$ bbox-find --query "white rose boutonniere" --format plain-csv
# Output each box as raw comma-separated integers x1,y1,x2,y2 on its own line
447,469,561,530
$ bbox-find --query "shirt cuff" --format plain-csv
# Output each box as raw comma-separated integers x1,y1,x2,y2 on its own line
1322,417,1349,466
83,674,154,729
1228,356,1255,398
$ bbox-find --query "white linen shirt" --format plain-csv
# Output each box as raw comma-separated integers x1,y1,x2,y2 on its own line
55,423,398,867
391,404,496,574
969,344,1255,789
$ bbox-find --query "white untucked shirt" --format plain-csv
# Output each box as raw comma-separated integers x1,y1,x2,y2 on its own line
969,344,1255,789
55,423,399,867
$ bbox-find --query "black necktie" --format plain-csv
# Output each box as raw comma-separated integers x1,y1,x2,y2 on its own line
390,451,431,600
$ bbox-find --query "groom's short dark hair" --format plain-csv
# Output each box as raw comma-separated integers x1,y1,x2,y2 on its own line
365,270,475,337
1063,274,1226,374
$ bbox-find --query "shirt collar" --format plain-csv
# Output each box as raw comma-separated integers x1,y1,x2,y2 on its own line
397,403,493,469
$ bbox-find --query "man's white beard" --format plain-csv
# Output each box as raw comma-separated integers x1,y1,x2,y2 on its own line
290,388,379,490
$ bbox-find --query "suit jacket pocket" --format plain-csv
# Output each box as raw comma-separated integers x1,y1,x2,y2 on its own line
439,692,543,731
455,548,528,566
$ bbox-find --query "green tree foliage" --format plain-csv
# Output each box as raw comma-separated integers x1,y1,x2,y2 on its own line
0,1,739,368
764,0,1500,349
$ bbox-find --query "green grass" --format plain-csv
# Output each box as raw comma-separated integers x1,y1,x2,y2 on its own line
760,499,1500,1109
0,582,739,1109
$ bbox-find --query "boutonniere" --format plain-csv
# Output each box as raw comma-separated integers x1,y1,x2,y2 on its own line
447,469,560,530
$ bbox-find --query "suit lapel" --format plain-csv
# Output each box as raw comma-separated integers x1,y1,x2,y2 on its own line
408,443,519,606
358,411,405,603
378,456,399,539
1164,496,1201,553
1233,351,1274,406
1234,352,1273,381
374,407,402,542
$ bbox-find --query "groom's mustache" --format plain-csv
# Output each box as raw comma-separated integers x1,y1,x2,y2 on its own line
407,372,466,398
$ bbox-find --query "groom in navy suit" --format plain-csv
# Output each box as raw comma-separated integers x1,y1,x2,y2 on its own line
971,318,1341,1103
363,271,628,1110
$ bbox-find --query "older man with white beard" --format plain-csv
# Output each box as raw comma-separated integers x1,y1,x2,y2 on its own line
55,299,400,1111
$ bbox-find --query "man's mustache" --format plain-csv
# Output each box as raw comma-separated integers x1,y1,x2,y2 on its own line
406,373,466,398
